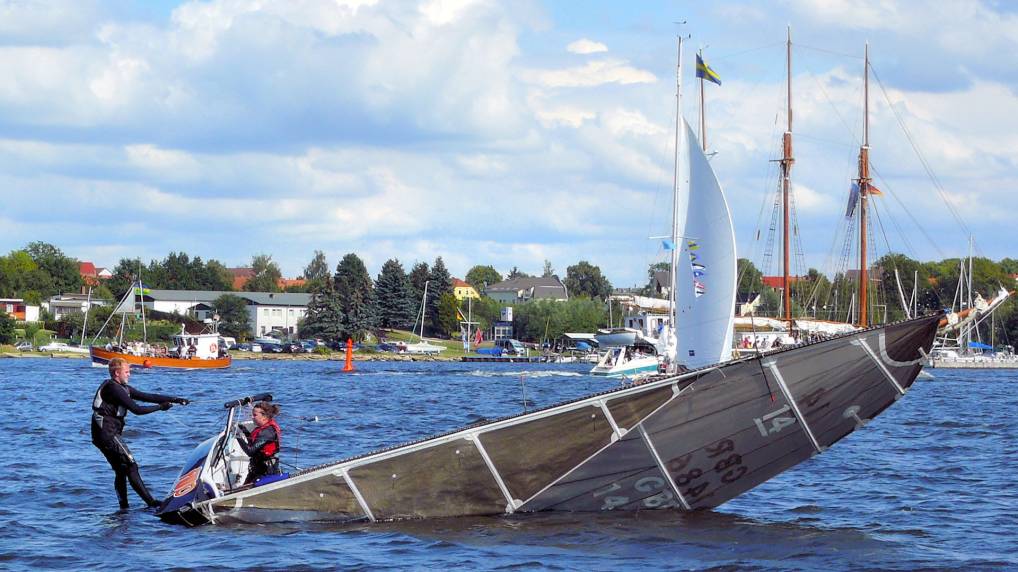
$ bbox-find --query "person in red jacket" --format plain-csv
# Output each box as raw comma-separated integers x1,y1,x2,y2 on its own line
236,401,281,484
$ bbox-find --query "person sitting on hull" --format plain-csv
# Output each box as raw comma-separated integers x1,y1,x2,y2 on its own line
91,357,190,509
236,401,282,485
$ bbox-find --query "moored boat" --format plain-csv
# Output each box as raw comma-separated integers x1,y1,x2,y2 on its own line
88,279,231,370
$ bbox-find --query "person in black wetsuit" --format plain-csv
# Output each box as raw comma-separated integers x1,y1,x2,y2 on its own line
91,357,190,509
236,401,281,485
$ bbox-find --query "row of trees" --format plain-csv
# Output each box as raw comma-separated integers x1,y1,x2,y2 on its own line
301,255,457,342
0,242,84,304
298,254,617,343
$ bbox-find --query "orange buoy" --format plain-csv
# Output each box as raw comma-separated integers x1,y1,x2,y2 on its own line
143,359,153,368
342,337,355,372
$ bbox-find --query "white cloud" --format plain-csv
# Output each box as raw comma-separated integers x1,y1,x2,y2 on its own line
567,38,607,54
521,59,657,88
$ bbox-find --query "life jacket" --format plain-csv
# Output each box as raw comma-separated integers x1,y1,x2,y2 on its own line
92,380,128,420
249,419,281,458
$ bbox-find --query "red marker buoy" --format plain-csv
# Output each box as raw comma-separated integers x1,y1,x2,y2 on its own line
342,337,355,372
143,359,152,368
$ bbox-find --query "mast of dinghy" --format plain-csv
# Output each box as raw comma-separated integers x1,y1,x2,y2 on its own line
781,26,795,328
668,36,684,362
858,43,871,327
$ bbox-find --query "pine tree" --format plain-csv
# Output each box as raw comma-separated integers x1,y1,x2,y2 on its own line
427,257,454,334
334,253,378,341
408,261,430,332
300,280,345,343
375,258,416,329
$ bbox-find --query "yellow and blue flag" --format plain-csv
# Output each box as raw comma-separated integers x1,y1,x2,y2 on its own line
696,54,721,86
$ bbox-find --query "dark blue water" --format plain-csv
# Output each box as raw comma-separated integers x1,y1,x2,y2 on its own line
2,358,1015,570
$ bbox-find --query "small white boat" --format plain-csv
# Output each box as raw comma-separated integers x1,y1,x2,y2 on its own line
594,327,640,347
404,341,445,355
590,346,659,378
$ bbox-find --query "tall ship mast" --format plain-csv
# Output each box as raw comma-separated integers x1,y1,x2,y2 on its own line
780,27,794,327
857,43,872,327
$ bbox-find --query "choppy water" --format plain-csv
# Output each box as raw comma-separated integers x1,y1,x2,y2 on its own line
2,358,1015,570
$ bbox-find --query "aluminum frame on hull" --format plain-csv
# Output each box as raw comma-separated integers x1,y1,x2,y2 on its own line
167,315,939,526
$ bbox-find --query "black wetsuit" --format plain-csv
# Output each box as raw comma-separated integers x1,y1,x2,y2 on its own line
90,379,177,508
236,421,280,485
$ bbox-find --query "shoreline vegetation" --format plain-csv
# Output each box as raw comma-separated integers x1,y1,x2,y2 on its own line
0,349,463,362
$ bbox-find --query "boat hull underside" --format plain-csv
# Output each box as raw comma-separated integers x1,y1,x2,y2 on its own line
192,316,938,525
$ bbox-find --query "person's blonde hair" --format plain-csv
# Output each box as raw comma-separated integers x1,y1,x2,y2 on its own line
108,357,128,375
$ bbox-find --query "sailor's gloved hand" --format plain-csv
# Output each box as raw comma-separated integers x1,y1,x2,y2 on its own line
172,397,190,405
159,402,173,410
238,425,251,437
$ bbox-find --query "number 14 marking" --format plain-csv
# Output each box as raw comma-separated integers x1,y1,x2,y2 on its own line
754,404,796,437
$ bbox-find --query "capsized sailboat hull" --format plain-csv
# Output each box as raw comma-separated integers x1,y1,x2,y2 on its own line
159,315,939,526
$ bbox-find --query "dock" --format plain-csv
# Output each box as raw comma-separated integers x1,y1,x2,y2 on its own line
461,356,543,363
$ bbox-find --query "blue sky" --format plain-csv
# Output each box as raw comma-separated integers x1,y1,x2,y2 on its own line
2,0,1016,288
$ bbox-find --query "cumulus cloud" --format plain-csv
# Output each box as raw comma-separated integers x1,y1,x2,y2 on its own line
567,38,608,54
521,59,657,88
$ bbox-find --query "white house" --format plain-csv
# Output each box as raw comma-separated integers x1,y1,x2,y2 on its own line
46,294,108,321
114,289,311,337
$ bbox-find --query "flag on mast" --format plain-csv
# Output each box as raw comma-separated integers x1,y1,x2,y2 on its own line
696,54,721,86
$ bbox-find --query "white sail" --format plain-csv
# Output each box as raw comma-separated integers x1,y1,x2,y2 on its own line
672,118,737,369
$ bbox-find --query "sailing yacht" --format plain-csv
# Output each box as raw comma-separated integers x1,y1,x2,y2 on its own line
404,281,445,355
592,39,736,378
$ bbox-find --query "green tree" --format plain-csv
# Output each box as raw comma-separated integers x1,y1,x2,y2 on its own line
512,298,606,342
736,258,763,298
300,281,345,343
245,254,282,293
108,258,145,300
507,266,530,280
999,258,1018,275
334,253,377,341
542,260,555,277
564,261,611,300
374,259,415,329
303,250,330,291
0,312,15,344
212,294,251,341
25,241,82,296
798,268,833,319
203,259,235,291
0,250,40,297
465,265,502,291
427,257,454,333
408,262,430,327
643,261,670,297
436,292,460,336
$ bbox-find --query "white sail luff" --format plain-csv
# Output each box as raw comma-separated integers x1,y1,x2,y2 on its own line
673,119,738,369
